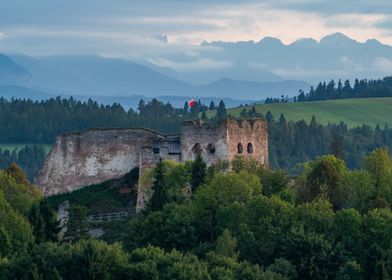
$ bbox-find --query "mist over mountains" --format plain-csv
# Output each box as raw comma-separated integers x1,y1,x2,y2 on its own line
0,33,390,108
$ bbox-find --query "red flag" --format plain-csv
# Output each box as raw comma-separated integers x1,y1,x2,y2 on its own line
188,98,195,108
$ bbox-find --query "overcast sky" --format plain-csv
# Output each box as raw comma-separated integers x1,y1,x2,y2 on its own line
0,0,391,58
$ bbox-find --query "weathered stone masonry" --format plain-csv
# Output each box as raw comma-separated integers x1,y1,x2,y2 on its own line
35,118,268,210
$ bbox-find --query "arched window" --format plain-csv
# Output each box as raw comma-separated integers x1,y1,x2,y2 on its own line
237,143,243,154
207,143,216,154
192,143,202,155
247,143,253,154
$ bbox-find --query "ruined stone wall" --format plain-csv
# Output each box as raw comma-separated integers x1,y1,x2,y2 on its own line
180,120,229,166
35,128,161,196
226,119,268,165
36,118,268,202
136,139,181,212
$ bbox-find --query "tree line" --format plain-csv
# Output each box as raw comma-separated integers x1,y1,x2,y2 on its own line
2,95,392,178
0,97,227,143
0,145,46,180
296,76,392,102
2,148,392,278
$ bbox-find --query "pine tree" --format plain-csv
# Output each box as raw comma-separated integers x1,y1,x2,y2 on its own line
149,159,166,211
66,205,89,242
216,100,227,120
330,132,343,159
28,198,61,243
209,101,216,110
191,154,207,193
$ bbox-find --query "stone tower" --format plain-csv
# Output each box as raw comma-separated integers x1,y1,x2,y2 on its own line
180,118,268,166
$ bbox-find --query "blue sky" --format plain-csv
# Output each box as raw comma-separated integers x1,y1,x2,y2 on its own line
0,0,391,58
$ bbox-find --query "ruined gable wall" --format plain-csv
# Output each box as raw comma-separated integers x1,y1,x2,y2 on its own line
180,120,229,165
226,119,269,165
35,128,160,196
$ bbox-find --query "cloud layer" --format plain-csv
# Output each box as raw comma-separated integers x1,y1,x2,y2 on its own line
0,0,392,84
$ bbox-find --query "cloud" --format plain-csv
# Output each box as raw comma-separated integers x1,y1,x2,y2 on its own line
374,57,392,72
0,0,392,59
149,58,233,72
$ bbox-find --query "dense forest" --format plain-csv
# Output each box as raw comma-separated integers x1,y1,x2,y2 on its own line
295,76,392,102
2,149,392,279
0,97,221,143
0,146,46,180
0,96,392,178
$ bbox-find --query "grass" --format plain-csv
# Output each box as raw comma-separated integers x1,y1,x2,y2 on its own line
0,143,52,154
228,97,392,128
48,168,139,214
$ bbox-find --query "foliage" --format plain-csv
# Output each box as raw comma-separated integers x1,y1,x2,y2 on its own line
28,198,61,243
149,159,167,212
296,76,392,102
48,167,139,214
5,150,392,279
0,167,41,215
65,205,89,242
0,191,34,258
191,154,207,193
0,145,46,180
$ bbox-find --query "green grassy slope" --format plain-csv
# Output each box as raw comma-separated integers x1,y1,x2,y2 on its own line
228,97,392,128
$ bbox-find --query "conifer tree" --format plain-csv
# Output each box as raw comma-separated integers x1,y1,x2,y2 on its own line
209,100,216,110
149,159,166,211
191,154,207,193
216,100,227,120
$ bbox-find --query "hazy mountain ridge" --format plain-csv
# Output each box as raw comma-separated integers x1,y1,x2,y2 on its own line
199,33,392,83
1,53,310,103
0,33,389,105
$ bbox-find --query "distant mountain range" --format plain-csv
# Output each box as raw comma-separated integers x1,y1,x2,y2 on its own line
0,53,310,107
0,33,390,107
197,33,392,83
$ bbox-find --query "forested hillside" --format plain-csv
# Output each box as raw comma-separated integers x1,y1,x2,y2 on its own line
2,150,392,279
1,96,392,177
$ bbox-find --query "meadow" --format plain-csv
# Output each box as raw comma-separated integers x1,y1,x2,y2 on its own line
229,97,392,128
0,143,52,154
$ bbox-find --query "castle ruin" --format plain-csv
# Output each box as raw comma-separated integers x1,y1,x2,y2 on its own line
35,118,268,211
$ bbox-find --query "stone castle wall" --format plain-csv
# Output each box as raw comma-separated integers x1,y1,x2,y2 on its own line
35,128,161,196
180,120,228,165
226,119,269,165
36,118,268,201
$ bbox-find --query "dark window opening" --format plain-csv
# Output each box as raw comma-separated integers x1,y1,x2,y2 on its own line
207,144,216,154
192,143,202,155
237,143,243,154
153,141,161,154
247,143,253,154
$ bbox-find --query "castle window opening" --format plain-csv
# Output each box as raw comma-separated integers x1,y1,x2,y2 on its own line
237,143,243,154
207,144,216,154
153,142,160,154
247,143,253,154
192,143,202,155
